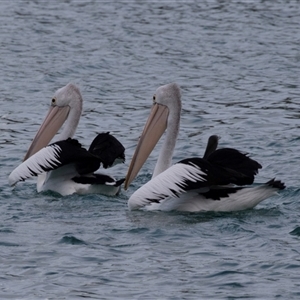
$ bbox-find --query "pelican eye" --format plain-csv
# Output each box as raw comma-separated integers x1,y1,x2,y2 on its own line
153,94,156,103
51,98,56,104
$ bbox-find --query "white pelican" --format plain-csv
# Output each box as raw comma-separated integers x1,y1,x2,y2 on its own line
9,83,125,196
124,83,285,212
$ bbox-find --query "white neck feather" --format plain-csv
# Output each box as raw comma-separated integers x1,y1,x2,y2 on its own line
152,103,180,178
53,83,83,142
58,105,81,141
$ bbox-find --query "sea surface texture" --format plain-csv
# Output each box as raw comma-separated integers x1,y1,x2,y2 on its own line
1,1,300,299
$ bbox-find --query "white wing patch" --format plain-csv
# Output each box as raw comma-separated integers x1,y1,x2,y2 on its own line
9,145,62,186
128,162,207,210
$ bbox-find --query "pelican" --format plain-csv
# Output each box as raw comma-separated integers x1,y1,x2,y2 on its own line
124,83,285,212
9,83,125,196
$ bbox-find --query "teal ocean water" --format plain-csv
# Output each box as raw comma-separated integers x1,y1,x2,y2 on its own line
1,1,300,299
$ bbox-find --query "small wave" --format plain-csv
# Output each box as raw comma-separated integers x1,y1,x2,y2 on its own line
58,235,88,245
0,241,19,247
289,226,300,237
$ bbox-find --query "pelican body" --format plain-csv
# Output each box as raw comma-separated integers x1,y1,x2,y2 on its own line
125,83,285,212
9,83,125,196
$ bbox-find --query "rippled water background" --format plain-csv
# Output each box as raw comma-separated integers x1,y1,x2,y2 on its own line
1,1,300,299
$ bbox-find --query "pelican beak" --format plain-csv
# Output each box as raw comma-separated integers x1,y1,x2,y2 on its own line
23,105,70,161
124,103,169,190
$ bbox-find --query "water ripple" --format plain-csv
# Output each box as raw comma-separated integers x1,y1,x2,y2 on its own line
0,1,300,299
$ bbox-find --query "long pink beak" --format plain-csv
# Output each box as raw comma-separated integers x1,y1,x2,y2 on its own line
23,105,70,161
124,103,169,190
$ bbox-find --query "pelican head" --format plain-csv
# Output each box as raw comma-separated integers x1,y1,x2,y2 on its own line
24,83,83,161
125,83,181,189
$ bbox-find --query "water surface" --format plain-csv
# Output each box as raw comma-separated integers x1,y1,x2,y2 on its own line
1,1,300,299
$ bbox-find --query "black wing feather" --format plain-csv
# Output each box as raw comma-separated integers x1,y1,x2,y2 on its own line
177,154,259,192
73,174,125,186
203,135,219,159
206,148,262,184
88,132,125,168
50,138,101,175
200,187,243,200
